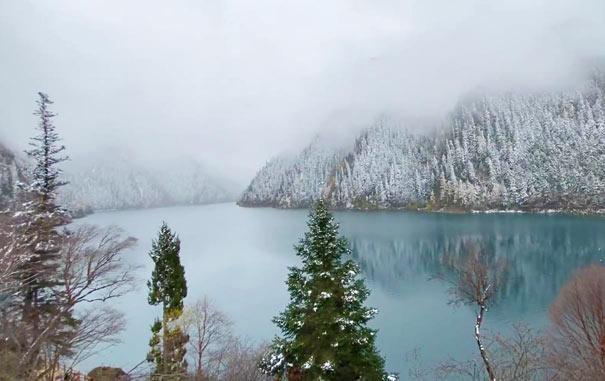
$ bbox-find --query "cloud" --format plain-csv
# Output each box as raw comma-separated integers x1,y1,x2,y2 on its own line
0,0,603,182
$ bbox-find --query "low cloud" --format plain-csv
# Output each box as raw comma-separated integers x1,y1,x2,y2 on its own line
0,0,603,182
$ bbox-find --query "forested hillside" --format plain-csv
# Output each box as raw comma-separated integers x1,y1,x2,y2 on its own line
59,157,237,211
240,73,605,213
0,144,236,213
239,137,347,207
0,142,27,208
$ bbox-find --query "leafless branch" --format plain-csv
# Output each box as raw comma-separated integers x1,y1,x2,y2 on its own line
432,245,506,381
547,264,605,380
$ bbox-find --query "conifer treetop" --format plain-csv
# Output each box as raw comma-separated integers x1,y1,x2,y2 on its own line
147,222,188,312
263,200,396,380
26,92,68,199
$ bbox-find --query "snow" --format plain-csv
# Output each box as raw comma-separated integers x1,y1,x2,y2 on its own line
58,157,234,211
319,291,332,299
301,356,313,370
321,360,334,372
239,74,605,213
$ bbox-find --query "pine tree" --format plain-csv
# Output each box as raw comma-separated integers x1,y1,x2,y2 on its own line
261,200,395,380
147,222,188,379
10,92,74,373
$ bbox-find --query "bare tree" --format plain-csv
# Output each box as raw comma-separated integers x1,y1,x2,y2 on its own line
488,323,548,381
547,264,605,380
65,307,127,368
433,246,505,381
5,224,138,379
220,337,271,381
178,296,234,380
0,213,32,295
433,323,548,381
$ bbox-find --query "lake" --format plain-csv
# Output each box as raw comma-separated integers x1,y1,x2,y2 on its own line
78,203,605,377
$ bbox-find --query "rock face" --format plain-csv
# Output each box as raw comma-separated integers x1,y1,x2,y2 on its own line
240,73,605,213
88,366,128,381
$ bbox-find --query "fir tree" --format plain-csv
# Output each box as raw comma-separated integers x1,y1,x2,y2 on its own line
147,222,188,379
10,92,74,373
26,92,69,199
261,200,395,380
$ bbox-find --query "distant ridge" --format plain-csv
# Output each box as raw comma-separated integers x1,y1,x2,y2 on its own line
0,144,237,214
240,72,605,214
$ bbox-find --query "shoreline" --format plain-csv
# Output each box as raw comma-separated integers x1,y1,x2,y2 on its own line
236,202,605,217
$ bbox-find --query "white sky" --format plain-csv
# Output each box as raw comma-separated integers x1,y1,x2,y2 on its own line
1,0,604,182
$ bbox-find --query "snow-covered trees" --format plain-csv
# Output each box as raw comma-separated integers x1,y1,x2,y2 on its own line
0,93,139,379
8,92,74,377
147,222,189,379
261,200,395,380
0,142,27,209
240,73,605,213
59,156,235,212
326,117,436,209
239,138,347,208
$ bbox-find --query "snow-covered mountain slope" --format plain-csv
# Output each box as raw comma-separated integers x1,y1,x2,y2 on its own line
240,73,605,213
0,143,237,213
0,142,27,208
239,137,348,208
59,156,238,212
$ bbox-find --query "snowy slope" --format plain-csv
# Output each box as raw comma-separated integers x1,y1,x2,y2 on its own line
240,73,605,212
238,136,348,208
0,142,237,213
59,157,237,212
0,142,27,208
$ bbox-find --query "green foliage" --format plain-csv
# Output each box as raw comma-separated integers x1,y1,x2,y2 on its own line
147,222,188,312
8,92,75,376
262,200,392,380
26,92,69,198
163,309,189,376
147,223,189,378
147,319,163,373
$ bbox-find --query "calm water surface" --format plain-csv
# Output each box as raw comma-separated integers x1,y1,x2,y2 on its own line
79,203,605,376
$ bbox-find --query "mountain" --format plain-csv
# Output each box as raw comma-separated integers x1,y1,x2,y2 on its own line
239,72,605,213
0,142,27,208
59,155,238,212
0,144,237,214
238,137,347,208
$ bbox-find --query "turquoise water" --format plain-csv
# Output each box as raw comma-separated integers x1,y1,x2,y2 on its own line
79,203,605,376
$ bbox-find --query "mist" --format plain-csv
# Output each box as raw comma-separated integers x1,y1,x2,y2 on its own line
0,0,604,183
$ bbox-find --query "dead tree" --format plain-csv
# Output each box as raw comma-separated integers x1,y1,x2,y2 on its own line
433,246,505,381
19,224,138,379
547,264,605,380
433,323,548,381
179,296,234,380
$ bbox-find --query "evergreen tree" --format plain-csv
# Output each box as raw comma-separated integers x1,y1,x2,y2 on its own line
10,92,74,373
147,222,188,379
261,200,395,380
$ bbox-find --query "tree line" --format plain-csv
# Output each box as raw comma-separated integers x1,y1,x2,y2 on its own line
240,72,605,213
3,93,605,381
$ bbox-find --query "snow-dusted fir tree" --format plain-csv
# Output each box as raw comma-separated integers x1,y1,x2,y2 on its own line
147,222,189,379
9,92,74,373
261,200,396,380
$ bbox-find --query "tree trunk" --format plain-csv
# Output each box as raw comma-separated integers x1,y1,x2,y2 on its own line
162,312,168,375
475,304,496,381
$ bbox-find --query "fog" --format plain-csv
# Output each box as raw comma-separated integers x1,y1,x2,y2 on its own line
1,0,604,183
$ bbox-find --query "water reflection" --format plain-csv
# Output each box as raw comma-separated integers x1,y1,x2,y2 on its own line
336,213,605,374
79,206,605,376
348,215,605,315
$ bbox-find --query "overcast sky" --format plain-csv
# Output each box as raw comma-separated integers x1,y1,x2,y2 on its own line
1,0,604,183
